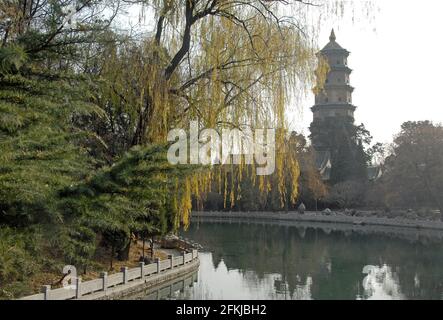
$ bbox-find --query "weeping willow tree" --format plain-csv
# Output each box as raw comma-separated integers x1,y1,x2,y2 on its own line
197,129,301,211
94,0,353,213
102,1,322,140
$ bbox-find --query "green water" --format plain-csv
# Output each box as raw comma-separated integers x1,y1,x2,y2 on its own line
163,221,443,299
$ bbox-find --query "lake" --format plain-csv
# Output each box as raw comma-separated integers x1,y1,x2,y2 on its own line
139,219,443,300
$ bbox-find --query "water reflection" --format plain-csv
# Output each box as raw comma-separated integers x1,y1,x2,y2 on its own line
191,254,282,299
125,272,199,300
147,221,443,300
360,265,403,300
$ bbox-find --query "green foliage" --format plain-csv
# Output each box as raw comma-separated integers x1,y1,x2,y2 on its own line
0,227,42,298
0,74,99,226
325,180,367,208
0,227,39,283
58,144,205,266
309,117,371,184
55,224,97,271
0,45,28,74
1,0,117,66
0,69,203,286
377,121,443,216
0,72,107,293
62,144,200,229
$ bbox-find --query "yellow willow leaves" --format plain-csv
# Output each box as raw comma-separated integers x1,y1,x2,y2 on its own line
101,8,322,145
276,152,286,208
313,55,330,95
258,174,265,194
176,171,213,230
229,187,235,209
179,12,317,133
179,178,192,229
288,155,300,204
207,128,301,210
98,1,368,226
172,179,180,229
217,167,222,193
223,173,228,208
171,157,306,229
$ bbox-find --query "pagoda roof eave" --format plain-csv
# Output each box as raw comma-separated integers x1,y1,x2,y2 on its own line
311,104,357,111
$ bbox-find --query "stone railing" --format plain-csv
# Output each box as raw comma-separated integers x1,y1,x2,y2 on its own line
126,271,198,300
19,249,198,300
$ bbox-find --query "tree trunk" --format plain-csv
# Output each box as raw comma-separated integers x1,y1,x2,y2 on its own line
110,246,115,270
420,171,443,221
142,238,145,259
117,241,131,261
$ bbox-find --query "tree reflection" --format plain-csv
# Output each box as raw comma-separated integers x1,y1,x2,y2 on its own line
182,221,443,299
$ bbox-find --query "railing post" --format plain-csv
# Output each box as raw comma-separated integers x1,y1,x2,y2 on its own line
121,267,128,284
139,261,145,279
168,254,174,269
100,272,108,291
155,258,161,273
182,251,187,265
41,285,51,300
75,277,82,299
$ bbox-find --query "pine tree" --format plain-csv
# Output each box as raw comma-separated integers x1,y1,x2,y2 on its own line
309,118,371,184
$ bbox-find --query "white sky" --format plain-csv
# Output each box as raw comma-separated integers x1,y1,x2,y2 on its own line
292,0,443,144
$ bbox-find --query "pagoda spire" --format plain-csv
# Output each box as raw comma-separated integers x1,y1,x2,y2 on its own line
329,28,336,42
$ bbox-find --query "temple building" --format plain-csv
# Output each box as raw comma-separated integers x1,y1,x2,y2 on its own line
310,29,381,182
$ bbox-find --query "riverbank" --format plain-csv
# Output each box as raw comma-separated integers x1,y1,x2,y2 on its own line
80,257,200,300
19,247,200,300
192,211,443,232
121,270,199,300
